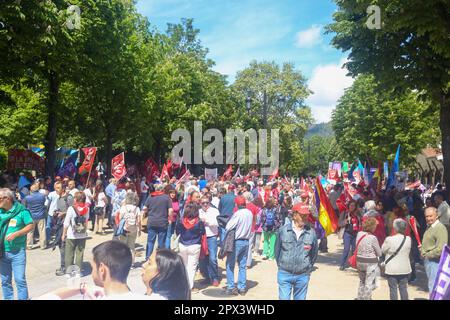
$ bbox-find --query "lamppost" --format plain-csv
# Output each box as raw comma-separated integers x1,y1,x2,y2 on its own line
246,90,252,114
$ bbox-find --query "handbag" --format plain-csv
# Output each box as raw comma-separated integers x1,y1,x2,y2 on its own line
348,234,367,269
380,235,406,274
170,234,180,252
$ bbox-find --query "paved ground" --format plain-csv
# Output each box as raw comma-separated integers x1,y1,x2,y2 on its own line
2,230,430,300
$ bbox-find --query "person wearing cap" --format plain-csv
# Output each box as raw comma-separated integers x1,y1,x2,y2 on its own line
224,196,253,296
274,202,318,300
218,184,236,246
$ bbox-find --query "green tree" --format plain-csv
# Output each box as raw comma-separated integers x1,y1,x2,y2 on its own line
327,0,450,185
0,0,85,176
232,61,313,175
302,135,344,176
331,74,439,166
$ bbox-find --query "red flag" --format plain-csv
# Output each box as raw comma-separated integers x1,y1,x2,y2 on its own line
268,167,279,181
78,147,97,175
144,158,160,181
177,163,187,179
111,152,126,180
221,165,233,180
177,169,191,184
166,159,173,178
160,164,170,181
409,216,422,247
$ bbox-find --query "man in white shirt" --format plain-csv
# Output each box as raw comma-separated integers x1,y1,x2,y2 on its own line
224,196,253,296
434,193,450,227
45,181,63,244
68,180,79,197
199,195,220,286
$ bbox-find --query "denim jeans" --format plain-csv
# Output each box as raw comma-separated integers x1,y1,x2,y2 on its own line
340,231,356,267
386,274,409,300
277,269,310,300
0,249,28,300
165,222,176,249
45,214,53,242
226,239,249,290
219,226,227,247
424,258,439,292
199,236,219,282
146,226,167,260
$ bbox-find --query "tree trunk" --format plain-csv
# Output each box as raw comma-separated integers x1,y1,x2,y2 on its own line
262,90,268,129
440,93,450,188
105,127,112,179
44,71,59,177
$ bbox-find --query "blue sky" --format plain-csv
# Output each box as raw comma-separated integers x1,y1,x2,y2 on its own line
136,0,354,123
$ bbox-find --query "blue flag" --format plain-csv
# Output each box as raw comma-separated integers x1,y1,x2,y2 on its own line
387,145,400,188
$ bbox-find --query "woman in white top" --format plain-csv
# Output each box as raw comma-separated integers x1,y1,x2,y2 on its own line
381,218,412,300
118,192,141,266
62,192,89,272
83,182,94,231
93,183,108,235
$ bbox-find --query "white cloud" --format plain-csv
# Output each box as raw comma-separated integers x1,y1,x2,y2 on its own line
307,59,354,123
295,25,322,48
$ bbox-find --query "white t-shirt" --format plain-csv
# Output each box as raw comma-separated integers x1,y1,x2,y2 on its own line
140,181,149,194
69,188,79,197
46,191,59,217
211,196,220,209
63,206,89,239
95,192,107,208
292,224,304,240
84,188,93,206
199,207,220,237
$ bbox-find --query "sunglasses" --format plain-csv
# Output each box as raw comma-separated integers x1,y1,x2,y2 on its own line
201,202,209,205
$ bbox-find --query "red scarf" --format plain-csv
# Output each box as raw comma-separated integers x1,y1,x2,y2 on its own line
151,191,165,197
73,201,89,216
182,217,199,230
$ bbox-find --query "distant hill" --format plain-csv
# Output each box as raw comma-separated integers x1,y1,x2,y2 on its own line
305,122,334,138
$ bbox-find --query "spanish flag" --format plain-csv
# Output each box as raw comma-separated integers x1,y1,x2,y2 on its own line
314,177,339,236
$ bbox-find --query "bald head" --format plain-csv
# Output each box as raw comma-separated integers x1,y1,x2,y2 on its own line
425,207,438,226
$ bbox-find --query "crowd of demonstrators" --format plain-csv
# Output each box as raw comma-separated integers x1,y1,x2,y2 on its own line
1,167,450,301
330,181,449,300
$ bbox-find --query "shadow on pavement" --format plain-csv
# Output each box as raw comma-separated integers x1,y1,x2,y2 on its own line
314,242,430,294
201,280,259,298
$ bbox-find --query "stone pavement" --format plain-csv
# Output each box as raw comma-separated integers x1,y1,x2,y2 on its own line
2,231,430,300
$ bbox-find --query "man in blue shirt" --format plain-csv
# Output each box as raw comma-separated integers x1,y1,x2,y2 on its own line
218,184,236,246
104,178,117,228
23,182,47,250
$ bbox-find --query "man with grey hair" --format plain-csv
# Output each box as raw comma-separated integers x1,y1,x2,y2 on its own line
421,207,448,292
434,193,450,237
0,188,34,300
381,218,412,300
143,184,173,260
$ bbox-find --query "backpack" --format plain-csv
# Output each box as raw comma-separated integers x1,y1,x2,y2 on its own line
124,205,138,232
265,208,276,227
72,207,87,234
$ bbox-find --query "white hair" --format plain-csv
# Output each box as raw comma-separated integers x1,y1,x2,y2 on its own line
364,200,376,211
393,218,407,234
0,188,15,201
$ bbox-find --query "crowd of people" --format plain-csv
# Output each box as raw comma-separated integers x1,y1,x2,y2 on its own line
0,169,448,300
